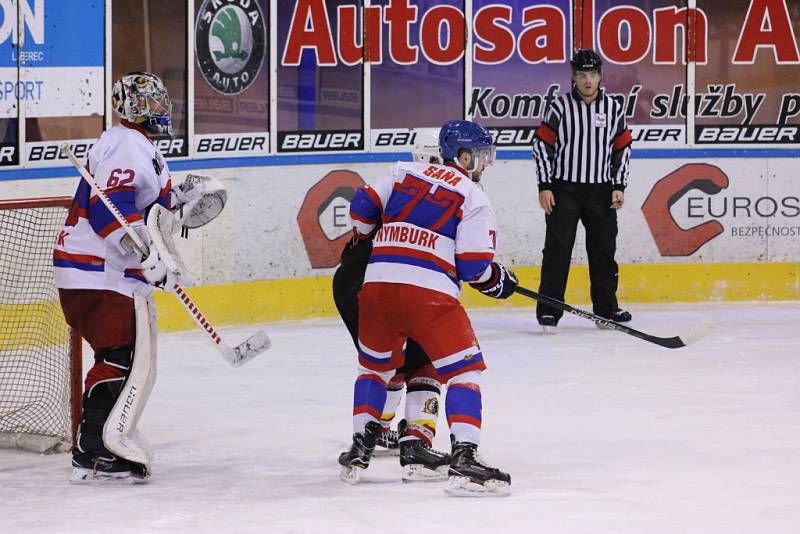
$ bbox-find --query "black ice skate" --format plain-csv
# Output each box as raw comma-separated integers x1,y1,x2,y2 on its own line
399,438,451,482
69,452,148,485
338,421,381,484
374,424,400,457
445,441,511,497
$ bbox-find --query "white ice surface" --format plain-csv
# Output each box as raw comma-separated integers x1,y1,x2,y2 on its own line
1,302,799,534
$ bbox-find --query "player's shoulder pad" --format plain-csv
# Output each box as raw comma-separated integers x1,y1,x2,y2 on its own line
107,125,164,176
396,160,437,174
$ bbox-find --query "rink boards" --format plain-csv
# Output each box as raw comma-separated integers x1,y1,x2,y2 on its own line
2,153,799,332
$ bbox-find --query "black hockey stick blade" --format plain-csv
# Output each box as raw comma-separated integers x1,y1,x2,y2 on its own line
513,286,714,349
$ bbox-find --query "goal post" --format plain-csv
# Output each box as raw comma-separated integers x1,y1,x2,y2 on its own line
0,196,82,453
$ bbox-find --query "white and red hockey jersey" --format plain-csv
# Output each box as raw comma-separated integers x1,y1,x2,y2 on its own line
53,123,172,297
349,161,497,299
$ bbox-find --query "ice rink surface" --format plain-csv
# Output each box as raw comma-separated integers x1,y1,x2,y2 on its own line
1,302,799,534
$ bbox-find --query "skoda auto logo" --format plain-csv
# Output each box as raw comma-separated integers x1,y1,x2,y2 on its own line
196,0,266,95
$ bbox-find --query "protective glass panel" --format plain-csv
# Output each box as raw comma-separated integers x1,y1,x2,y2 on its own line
277,0,364,152
9,1,104,163
695,0,800,145
371,0,465,130
113,1,188,157
471,0,571,147
193,0,270,157
590,0,689,147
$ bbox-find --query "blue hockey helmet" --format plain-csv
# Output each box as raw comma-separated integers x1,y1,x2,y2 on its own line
438,120,495,171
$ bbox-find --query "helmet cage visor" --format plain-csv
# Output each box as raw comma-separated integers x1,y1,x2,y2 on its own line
133,90,172,135
464,145,495,171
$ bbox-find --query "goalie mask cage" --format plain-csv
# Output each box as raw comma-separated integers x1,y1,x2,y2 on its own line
0,197,82,453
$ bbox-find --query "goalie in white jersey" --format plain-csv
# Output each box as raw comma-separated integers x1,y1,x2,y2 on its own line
339,120,518,496
54,72,225,484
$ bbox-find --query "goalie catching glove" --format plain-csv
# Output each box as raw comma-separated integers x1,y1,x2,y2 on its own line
470,262,518,299
171,174,227,230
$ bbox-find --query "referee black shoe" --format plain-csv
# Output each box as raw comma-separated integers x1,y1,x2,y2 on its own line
538,314,558,334
608,308,632,322
538,314,558,327
595,308,632,329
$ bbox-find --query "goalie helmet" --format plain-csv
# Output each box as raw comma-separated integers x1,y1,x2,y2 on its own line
112,72,172,135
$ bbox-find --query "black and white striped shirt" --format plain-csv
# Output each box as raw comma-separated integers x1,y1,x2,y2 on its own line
532,86,632,191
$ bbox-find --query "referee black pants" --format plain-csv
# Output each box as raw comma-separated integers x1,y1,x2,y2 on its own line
537,181,619,322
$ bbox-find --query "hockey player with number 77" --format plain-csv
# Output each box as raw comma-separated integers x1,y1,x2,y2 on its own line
339,120,517,497
54,72,226,484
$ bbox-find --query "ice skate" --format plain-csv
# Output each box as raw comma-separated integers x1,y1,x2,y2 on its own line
445,441,510,497
400,438,451,482
338,421,381,484
373,425,400,457
69,453,148,485
538,314,558,334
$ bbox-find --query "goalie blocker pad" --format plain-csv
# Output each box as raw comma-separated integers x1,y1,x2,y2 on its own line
147,204,193,286
102,293,157,476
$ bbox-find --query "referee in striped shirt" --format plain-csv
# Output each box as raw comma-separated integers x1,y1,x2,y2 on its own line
531,49,633,328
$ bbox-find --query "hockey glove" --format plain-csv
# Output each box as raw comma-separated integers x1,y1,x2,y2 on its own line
470,262,518,299
172,174,227,229
141,247,173,289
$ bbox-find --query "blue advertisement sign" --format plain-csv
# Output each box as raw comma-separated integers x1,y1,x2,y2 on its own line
0,0,104,117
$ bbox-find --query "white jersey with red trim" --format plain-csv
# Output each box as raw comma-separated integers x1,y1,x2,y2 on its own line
349,161,497,299
53,123,172,297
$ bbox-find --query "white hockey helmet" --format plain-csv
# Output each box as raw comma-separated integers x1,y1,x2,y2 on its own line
412,127,442,164
112,71,172,135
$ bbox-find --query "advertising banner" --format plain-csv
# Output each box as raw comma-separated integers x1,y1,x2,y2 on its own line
277,0,364,153
274,0,800,151
194,0,270,156
2,0,799,172
0,0,104,119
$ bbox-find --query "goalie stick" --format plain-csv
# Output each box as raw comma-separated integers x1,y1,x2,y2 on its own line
514,285,714,349
61,144,270,367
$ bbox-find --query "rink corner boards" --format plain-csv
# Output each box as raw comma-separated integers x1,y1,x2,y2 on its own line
151,262,800,333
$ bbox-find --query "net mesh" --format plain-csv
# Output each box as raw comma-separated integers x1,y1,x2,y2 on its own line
0,201,73,451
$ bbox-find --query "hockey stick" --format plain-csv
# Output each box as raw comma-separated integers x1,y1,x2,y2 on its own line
61,144,270,367
513,285,714,349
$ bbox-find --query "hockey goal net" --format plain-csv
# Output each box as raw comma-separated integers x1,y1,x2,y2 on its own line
0,197,82,453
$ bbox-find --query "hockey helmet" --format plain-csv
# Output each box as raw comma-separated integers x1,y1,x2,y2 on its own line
570,49,603,73
412,127,442,164
112,71,172,135
438,120,495,171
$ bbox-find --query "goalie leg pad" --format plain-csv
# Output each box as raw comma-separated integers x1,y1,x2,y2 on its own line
102,294,158,476
73,346,132,459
